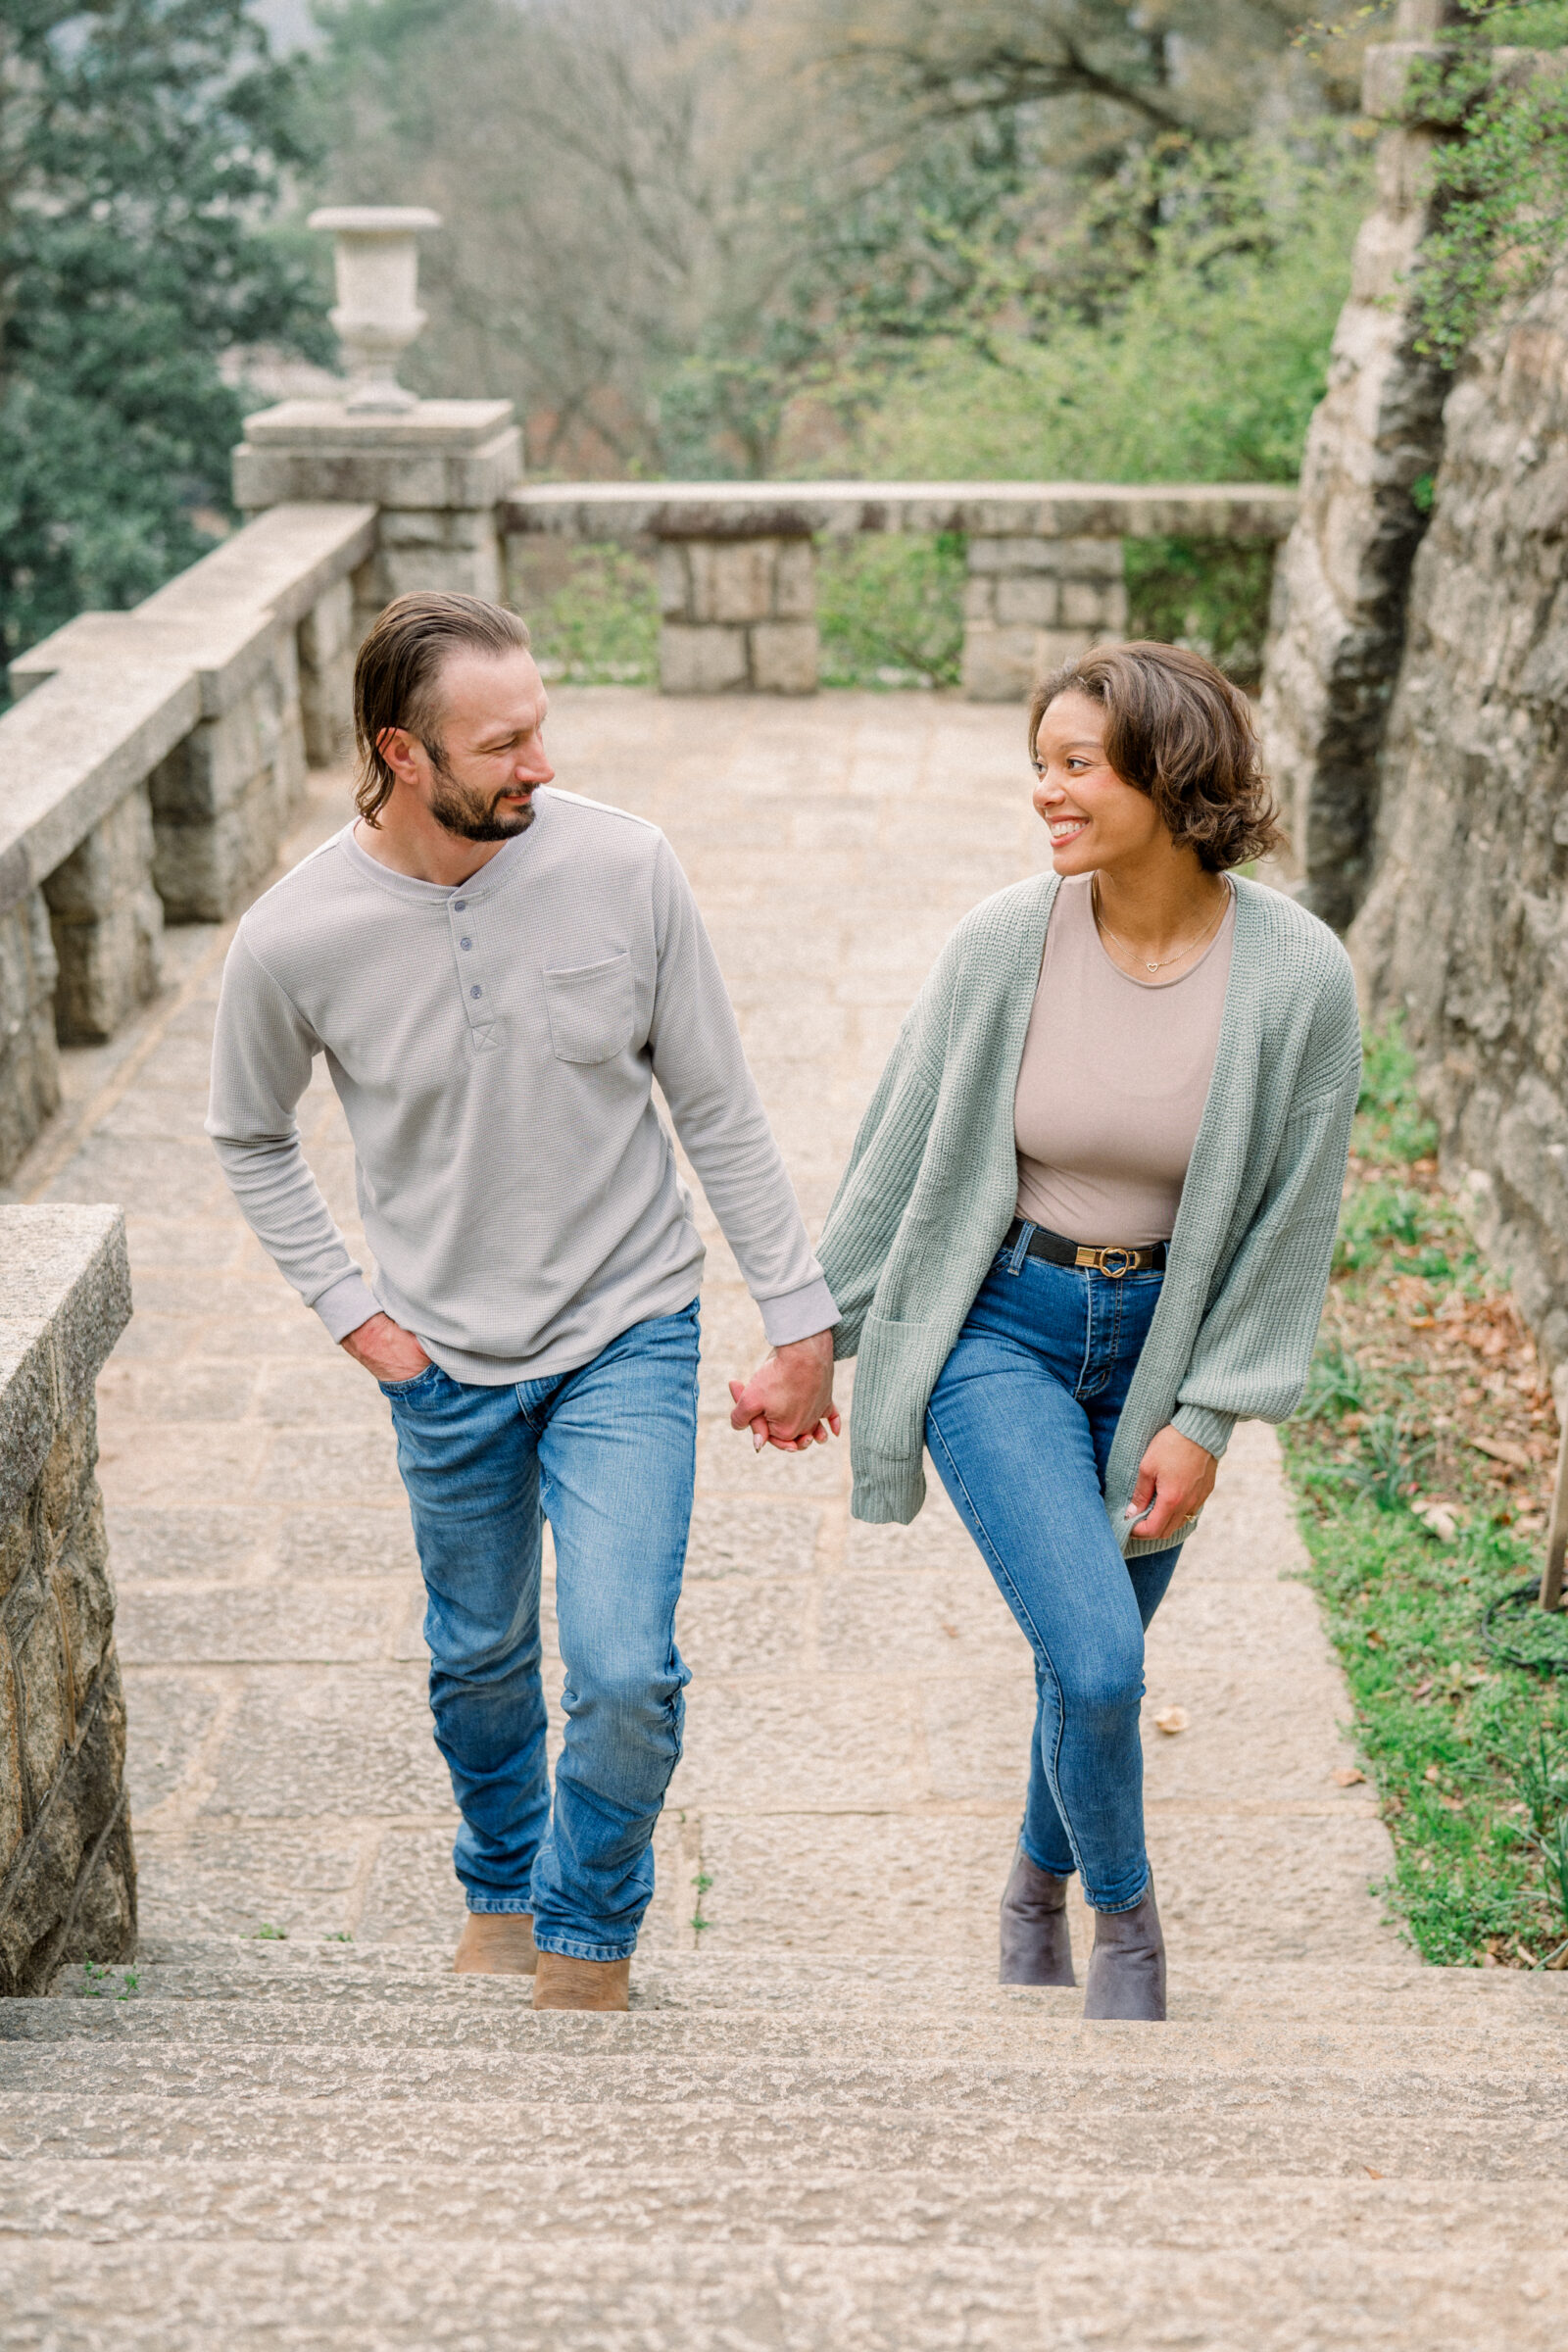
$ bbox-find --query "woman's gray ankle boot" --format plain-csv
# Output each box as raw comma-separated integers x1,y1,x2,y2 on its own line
1083,1875,1166,2020
999,1842,1076,1985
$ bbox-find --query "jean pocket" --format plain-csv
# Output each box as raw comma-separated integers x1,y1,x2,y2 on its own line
378,1362,443,1400
543,952,637,1064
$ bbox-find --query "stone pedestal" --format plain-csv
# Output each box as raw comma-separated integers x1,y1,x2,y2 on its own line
0,1204,135,1996
658,535,818,694
961,537,1128,700
40,786,163,1045
234,401,523,635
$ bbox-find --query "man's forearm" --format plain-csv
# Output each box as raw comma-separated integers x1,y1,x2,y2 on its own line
210,1131,376,1337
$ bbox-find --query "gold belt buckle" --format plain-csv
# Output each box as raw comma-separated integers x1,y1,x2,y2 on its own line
1077,1245,1136,1278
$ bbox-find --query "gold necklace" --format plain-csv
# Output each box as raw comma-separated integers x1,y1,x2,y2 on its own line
1092,877,1230,976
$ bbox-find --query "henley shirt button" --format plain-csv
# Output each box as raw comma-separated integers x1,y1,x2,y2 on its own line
453,899,466,910
469,985,482,1000
461,938,472,950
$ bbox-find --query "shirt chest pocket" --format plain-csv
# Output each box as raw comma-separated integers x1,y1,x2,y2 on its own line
542,952,637,1065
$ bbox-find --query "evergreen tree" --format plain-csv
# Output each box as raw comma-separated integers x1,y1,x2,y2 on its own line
0,0,327,663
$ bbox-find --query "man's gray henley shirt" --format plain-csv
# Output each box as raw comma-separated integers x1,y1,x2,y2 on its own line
206,788,837,1384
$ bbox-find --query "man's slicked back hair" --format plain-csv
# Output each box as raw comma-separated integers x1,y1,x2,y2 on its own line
353,591,531,825
1028,640,1283,873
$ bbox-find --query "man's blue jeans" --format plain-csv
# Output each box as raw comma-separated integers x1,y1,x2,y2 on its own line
925,1237,1182,1913
379,1302,700,1961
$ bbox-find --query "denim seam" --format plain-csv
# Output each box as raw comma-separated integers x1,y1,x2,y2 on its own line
925,1407,1087,1888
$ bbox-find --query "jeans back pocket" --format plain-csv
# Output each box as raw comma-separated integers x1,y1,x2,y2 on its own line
543,952,637,1064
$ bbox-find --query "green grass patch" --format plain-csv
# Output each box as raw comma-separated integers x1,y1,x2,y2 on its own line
1281,1016,1568,1968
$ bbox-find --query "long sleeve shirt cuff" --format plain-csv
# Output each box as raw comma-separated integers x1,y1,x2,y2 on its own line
757,1276,841,1349
1172,1403,1238,1461
313,1270,381,1344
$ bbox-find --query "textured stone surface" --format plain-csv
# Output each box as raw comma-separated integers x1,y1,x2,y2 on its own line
0,893,61,1184
42,784,164,1045
0,696,1477,2350
0,1204,134,1992
1349,249,1568,1374
1257,4,1471,929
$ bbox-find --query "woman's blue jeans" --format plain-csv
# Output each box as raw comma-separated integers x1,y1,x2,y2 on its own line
925,1236,1182,1913
379,1302,699,1962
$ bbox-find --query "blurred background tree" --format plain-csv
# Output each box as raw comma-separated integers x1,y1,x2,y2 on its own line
0,0,327,665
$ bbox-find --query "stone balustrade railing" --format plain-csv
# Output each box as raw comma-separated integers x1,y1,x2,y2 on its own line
505,479,1298,700
0,1204,134,1994
0,383,1292,1186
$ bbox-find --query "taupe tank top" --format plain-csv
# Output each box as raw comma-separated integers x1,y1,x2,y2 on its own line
1013,874,1236,1248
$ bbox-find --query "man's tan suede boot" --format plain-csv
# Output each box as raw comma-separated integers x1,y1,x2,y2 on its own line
454,1912,537,1975
532,1952,631,2011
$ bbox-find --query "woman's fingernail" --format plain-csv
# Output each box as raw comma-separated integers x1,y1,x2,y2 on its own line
753,1430,765,1452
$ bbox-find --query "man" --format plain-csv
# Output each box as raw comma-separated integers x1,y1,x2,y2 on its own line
208,590,837,2011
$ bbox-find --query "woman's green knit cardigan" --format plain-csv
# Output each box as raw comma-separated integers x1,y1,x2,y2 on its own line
816,871,1362,1553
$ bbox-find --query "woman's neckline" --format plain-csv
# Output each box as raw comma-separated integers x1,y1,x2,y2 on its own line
1069,872,1237,992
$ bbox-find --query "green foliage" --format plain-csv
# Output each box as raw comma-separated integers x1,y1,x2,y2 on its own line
0,1,327,663
1355,1013,1441,1166
1123,538,1276,688
1284,1015,1568,1964
817,533,966,687
1402,2,1568,365
518,549,661,687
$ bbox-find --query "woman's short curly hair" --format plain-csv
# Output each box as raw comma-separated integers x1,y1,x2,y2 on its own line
1028,640,1283,872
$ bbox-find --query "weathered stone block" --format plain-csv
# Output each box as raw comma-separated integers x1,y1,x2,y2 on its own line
1062,578,1128,631
773,540,816,621
153,705,307,922
962,624,1096,702
660,624,749,695
751,621,819,695
0,892,61,1185
0,1206,135,1993
995,576,1061,627
43,787,164,1045
657,546,692,620
967,535,1124,579
298,582,356,766
688,541,780,625
363,534,504,609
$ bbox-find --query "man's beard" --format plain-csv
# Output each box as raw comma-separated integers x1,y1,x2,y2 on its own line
426,741,536,843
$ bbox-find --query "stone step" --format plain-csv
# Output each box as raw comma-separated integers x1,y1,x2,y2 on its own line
2,2238,1564,2351
4,2158,1566,2255
59,1942,1568,2023
7,2034,1567,2120
3,2088,1562,2178
9,1994,1568,2077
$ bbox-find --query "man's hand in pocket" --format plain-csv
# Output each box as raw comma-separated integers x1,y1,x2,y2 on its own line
342,1312,433,1385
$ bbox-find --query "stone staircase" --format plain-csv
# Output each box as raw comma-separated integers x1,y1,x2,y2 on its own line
3,1935,1567,2346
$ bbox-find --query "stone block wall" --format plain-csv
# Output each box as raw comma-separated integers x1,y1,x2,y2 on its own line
148,625,309,924
298,578,358,765
658,536,818,694
0,895,62,1185
1349,252,1568,1368
961,536,1129,701
0,1203,134,1996
41,784,164,1046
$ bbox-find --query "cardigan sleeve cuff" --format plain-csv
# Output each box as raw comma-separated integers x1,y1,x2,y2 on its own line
757,1275,841,1348
312,1270,381,1344
1171,1403,1238,1461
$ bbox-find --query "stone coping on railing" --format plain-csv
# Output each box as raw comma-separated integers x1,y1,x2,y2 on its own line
504,479,1300,544
2,503,375,919
0,1205,130,1523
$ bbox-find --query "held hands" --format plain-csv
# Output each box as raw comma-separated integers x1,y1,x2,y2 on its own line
342,1311,432,1385
1125,1424,1217,1544
729,1329,841,1454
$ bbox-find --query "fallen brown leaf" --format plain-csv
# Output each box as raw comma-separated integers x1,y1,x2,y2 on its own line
1470,1435,1533,1471
1333,1766,1367,1787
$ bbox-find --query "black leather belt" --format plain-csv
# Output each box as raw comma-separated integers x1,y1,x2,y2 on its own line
1003,1218,1167,1278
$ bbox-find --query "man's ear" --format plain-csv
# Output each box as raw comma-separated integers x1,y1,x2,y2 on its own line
377,725,420,783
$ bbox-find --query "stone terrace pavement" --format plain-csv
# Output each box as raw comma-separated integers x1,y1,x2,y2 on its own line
11,693,1568,2352
11,688,1395,1967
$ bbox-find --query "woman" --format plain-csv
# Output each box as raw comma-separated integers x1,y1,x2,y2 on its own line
816,641,1360,2021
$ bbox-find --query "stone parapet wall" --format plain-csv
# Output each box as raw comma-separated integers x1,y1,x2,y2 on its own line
0,502,376,1177
507,478,1297,702
1349,254,1568,1367
0,1203,134,1996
